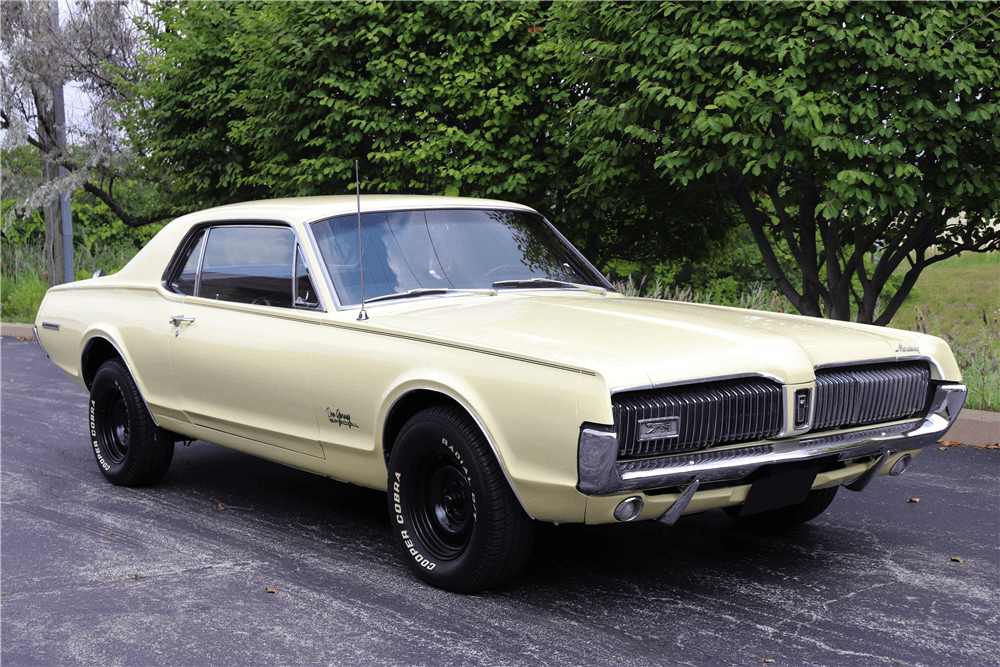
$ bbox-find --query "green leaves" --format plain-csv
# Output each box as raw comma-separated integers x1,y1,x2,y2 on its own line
552,0,999,323
125,0,733,267
124,0,998,322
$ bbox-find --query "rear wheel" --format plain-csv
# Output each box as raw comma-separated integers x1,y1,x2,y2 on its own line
388,406,535,592
90,359,174,486
726,487,838,530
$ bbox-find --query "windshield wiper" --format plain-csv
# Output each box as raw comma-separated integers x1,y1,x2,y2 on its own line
491,278,607,294
364,288,496,304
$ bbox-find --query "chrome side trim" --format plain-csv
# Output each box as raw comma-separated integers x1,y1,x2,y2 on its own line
33,326,49,358
578,383,967,496
41,322,60,331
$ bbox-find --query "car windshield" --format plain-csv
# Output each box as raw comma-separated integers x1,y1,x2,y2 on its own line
310,209,606,305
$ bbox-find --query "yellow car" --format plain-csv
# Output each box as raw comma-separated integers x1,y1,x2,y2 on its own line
34,195,967,592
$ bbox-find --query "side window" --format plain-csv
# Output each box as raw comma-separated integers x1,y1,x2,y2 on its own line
198,226,295,308
169,230,206,296
294,246,320,309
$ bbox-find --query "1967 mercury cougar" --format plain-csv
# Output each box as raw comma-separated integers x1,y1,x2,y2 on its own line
34,195,967,592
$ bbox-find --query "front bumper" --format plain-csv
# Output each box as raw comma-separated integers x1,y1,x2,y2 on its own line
579,383,967,496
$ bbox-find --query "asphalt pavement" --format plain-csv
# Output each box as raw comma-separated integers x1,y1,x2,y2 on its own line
2,335,998,667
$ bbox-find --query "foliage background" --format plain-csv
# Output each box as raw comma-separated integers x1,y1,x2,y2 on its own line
2,0,997,409
551,1,998,324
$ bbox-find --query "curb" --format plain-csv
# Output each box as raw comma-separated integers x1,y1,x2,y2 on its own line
942,409,1000,448
3,322,997,446
1,323,35,339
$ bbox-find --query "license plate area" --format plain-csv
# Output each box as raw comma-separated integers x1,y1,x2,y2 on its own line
740,466,821,517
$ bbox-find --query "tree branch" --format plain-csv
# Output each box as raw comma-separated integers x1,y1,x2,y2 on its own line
82,182,178,228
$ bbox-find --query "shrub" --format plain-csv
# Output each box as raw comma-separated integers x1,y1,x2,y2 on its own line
0,240,139,323
1,270,48,323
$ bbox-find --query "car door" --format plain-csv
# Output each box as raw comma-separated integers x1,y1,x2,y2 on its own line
166,223,326,459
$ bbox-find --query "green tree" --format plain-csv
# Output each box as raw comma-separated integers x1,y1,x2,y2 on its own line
125,2,268,213
127,1,732,268
552,1,999,324
2,1,174,241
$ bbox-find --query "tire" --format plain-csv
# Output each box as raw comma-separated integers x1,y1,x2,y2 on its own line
387,406,535,593
726,486,838,531
89,359,174,487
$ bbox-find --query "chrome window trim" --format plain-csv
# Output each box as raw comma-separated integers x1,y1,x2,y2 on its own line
538,214,616,292
303,220,342,311
192,227,209,297
162,220,327,313
306,207,612,310
292,242,326,312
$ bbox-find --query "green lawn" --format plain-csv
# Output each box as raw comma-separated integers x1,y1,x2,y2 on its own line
887,251,999,412
888,251,999,342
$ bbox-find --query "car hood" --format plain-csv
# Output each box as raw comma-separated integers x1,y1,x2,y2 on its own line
369,292,924,390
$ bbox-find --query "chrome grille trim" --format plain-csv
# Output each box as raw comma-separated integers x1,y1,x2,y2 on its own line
814,362,930,431
612,379,782,458
580,383,967,496
618,444,777,475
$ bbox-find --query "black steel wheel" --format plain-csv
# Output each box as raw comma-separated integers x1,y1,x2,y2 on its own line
89,359,174,486
388,406,535,592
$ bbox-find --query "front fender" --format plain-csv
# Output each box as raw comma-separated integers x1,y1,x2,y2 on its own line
379,362,590,523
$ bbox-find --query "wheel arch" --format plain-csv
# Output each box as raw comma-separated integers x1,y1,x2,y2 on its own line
381,387,537,521
80,333,165,431
81,335,125,390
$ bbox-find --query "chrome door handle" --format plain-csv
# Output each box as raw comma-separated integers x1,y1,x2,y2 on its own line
169,315,195,326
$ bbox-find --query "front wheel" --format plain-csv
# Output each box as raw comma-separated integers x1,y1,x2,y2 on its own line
388,406,535,592
89,359,174,486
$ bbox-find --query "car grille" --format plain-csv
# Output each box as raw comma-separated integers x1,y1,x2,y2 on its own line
611,362,932,460
812,361,930,431
612,378,783,458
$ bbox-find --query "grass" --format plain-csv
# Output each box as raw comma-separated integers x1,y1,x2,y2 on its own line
1,241,138,323
885,251,999,412
888,251,999,342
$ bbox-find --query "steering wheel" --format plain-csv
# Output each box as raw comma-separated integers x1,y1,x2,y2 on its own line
484,263,524,279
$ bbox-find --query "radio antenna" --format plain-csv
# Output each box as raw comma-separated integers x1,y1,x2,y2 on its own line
356,160,368,321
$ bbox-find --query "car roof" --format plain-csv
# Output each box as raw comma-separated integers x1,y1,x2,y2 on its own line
173,195,537,227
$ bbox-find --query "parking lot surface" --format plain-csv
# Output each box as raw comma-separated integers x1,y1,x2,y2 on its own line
2,335,998,666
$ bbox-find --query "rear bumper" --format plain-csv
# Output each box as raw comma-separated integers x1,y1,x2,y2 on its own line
579,383,967,496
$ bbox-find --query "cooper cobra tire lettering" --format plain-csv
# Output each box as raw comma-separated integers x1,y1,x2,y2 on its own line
393,470,438,570
89,399,111,470
89,359,174,487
